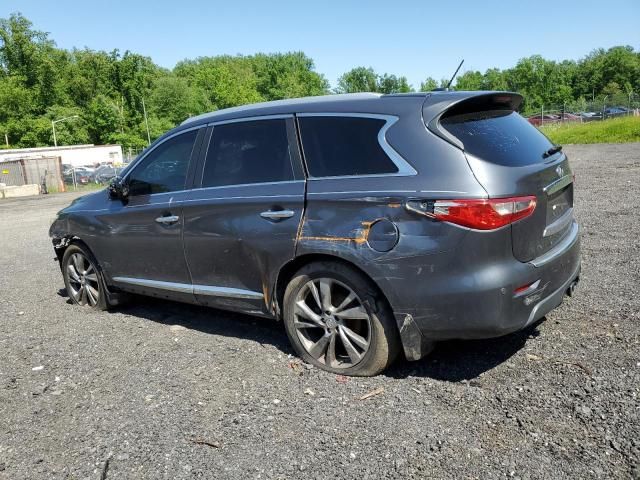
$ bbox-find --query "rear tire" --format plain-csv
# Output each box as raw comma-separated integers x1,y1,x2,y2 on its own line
283,261,400,376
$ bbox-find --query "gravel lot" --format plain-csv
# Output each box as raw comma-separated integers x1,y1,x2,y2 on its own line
0,143,639,480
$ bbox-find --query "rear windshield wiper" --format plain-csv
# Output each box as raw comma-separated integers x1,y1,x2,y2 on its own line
542,145,563,159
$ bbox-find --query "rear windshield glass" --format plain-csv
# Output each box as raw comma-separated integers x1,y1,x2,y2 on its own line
440,110,553,166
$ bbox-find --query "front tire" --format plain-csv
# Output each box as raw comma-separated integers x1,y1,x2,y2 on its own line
62,244,109,310
283,261,399,376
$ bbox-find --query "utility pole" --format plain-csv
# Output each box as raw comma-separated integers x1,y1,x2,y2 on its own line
4,133,8,147
142,97,151,146
51,115,80,147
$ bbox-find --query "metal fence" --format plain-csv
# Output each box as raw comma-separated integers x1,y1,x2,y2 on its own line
525,93,640,126
122,146,145,163
0,156,65,193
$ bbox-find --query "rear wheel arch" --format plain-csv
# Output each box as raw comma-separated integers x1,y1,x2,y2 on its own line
274,253,393,320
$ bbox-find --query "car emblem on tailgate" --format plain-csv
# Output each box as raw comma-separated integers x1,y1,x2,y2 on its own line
556,165,564,177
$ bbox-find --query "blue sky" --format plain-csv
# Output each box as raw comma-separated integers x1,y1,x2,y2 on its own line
2,0,639,89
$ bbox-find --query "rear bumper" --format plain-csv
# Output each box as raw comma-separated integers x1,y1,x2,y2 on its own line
394,221,581,359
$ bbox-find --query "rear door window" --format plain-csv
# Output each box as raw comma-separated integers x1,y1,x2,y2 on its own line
440,110,554,166
202,119,294,188
298,116,399,177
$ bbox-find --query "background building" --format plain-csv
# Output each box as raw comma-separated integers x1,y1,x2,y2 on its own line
0,144,123,168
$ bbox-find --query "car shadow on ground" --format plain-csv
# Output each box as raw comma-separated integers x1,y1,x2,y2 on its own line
66,288,541,382
113,294,296,355
386,321,543,382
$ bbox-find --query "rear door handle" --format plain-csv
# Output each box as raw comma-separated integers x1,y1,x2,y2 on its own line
260,209,295,220
155,215,180,225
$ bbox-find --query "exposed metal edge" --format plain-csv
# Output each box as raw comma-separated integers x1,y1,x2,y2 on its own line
112,277,263,300
193,285,264,300
543,208,574,238
112,277,193,294
529,221,580,268
296,112,418,178
543,174,572,195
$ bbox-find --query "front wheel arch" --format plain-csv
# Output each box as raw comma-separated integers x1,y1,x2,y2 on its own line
55,236,128,308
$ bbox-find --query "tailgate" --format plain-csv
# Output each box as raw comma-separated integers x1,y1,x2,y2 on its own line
426,92,575,262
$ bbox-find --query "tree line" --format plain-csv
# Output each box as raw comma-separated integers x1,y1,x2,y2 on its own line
1,12,639,150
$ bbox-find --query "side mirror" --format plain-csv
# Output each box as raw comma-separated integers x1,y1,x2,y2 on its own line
108,176,129,201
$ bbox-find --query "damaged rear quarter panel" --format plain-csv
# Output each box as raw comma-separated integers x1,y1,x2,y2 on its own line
297,176,474,314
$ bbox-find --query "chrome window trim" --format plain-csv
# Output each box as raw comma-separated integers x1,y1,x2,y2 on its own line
205,113,293,127
189,179,304,194
112,277,264,300
183,193,302,203
296,112,418,179
307,190,471,196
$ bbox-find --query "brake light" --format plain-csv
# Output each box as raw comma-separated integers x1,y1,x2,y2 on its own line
406,196,537,230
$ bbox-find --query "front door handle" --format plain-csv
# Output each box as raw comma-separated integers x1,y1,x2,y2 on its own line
260,209,295,220
155,215,180,225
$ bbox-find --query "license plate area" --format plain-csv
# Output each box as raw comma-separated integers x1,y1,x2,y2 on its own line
546,183,573,226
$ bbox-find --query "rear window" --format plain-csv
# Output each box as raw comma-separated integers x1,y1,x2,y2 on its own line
298,116,399,177
440,110,553,166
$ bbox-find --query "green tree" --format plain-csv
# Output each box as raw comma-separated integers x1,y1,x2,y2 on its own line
175,55,262,109
419,77,438,91
252,52,329,100
454,70,484,90
336,67,379,93
149,76,211,125
377,74,412,94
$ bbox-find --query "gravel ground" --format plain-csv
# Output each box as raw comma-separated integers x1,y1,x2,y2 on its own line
0,143,638,480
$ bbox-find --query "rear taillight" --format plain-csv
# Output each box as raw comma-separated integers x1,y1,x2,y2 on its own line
406,196,537,230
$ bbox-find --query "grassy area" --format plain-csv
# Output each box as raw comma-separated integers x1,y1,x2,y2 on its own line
53,182,105,194
540,115,640,144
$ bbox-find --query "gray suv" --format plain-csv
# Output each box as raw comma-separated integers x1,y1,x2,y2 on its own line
50,91,581,376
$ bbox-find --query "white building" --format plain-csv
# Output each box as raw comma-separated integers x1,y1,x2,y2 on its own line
0,144,123,168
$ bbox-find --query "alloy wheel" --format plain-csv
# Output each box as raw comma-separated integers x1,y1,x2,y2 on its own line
66,252,100,306
293,278,372,369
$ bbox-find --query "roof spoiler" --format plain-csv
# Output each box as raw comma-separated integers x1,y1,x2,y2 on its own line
423,91,523,150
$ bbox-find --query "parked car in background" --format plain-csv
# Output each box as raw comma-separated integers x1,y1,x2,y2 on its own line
558,112,581,122
50,91,581,376
93,165,125,184
603,107,628,118
579,111,603,122
63,167,94,185
527,114,560,126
